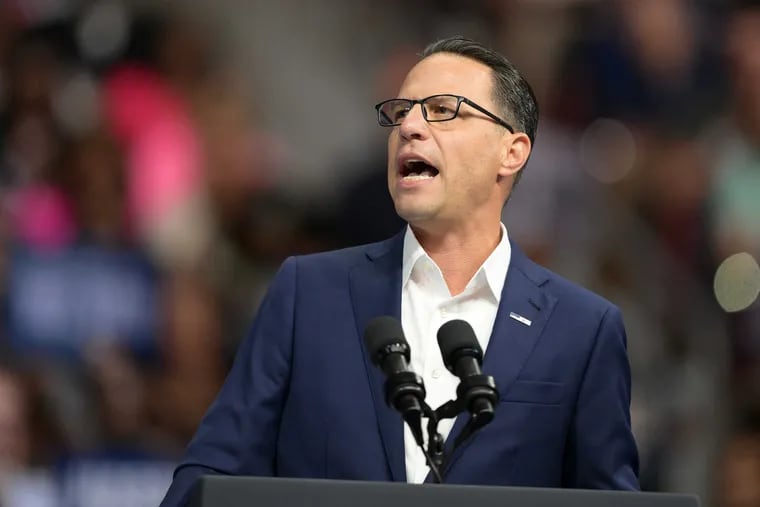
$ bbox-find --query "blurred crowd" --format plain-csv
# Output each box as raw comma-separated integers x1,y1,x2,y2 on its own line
0,0,759,506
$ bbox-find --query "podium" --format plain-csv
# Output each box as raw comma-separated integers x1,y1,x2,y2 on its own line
189,476,699,507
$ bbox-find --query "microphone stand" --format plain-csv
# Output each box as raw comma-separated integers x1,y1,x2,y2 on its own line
414,376,499,483
384,371,446,483
414,399,461,484
403,399,461,484
419,403,445,483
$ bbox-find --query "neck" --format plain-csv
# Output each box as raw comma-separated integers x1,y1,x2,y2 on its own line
411,218,502,296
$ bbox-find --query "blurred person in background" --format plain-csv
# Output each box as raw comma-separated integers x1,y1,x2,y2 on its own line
5,129,162,363
710,0,760,259
161,36,639,506
547,0,722,129
0,25,77,252
0,365,31,482
154,273,224,448
191,81,295,363
715,412,760,507
708,0,760,412
0,362,61,507
54,345,176,507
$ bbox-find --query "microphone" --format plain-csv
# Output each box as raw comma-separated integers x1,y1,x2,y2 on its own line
437,319,498,429
364,316,426,444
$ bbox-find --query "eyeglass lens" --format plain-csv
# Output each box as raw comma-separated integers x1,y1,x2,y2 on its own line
379,95,460,125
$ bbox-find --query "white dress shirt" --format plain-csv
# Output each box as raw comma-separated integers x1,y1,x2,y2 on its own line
401,224,511,483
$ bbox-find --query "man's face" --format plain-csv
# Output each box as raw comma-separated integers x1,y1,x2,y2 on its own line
387,53,510,230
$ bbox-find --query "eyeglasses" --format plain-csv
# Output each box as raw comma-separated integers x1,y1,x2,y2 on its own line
374,94,514,132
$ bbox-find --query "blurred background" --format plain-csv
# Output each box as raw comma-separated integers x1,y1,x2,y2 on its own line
0,0,759,506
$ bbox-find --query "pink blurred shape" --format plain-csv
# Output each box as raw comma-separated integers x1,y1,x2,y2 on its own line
102,65,185,144
102,64,202,231
128,115,202,227
7,185,77,251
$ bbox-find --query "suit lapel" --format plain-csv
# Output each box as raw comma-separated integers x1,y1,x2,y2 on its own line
440,243,558,475
349,231,406,481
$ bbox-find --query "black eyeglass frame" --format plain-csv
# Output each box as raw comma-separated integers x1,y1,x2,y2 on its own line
374,94,515,133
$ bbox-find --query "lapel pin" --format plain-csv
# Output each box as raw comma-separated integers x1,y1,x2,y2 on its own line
509,312,532,326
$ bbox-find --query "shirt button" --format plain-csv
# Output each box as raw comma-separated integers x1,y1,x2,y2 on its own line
432,369,442,379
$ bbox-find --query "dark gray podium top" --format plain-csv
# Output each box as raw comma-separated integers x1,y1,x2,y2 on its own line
190,476,699,507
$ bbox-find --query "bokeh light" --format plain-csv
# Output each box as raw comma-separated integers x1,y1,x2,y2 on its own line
52,70,100,135
579,118,637,184
714,252,760,312
76,0,130,64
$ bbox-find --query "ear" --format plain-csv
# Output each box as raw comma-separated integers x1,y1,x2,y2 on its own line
498,132,531,179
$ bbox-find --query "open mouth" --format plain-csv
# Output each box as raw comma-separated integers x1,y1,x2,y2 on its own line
400,159,440,181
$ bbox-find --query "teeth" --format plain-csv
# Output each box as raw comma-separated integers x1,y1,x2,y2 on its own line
401,157,438,181
403,159,428,168
403,173,434,181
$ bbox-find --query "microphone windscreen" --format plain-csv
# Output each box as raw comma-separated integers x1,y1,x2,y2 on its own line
364,316,407,357
437,319,482,369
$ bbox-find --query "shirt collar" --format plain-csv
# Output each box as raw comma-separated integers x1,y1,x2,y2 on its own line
401,226,428,289
401,223,511,301
482,223,511,301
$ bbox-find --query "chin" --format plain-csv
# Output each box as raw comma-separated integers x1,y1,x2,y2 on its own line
396,209,435,226
393,195,441,222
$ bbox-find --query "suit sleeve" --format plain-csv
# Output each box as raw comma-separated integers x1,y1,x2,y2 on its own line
562,305,640,490
160,257,298,506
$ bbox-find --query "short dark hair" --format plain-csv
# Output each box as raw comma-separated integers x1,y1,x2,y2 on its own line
421,37,539,167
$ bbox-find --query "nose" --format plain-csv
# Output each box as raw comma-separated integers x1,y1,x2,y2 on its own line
398,103,429,141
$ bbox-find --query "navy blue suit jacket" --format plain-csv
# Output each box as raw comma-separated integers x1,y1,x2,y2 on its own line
161,232,639,506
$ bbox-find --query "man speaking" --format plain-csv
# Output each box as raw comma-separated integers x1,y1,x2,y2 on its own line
161,36,640,506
